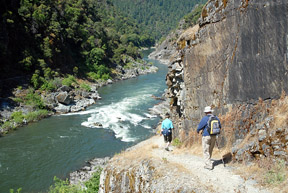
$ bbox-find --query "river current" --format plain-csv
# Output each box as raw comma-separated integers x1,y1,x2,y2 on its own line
0,49,168,193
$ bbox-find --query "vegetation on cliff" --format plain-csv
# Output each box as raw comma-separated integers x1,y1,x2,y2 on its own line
111,0,207,41
0,0,152,83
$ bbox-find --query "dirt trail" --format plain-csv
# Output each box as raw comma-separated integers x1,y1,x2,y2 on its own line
145,135,270,193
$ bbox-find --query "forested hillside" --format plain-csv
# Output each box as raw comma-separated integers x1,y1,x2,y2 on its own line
111,0,207,41
0,0,152,83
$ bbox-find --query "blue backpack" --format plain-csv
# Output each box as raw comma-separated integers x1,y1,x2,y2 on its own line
162,128,171,136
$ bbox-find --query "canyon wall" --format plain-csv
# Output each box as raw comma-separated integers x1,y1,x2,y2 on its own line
166,0,288,161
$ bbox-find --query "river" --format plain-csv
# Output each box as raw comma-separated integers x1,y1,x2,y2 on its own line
0,49,168,193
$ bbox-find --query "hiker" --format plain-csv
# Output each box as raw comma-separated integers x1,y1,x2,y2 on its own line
160,113,174,151
197,106,221,170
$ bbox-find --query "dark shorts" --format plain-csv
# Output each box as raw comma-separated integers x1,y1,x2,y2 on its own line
163,133,172,143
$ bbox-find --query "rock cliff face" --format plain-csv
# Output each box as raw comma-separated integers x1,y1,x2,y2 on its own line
166,0,288,161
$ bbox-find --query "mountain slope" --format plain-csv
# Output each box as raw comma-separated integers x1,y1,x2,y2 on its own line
111,0,207,41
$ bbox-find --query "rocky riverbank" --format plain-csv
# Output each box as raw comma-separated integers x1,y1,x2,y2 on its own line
0,60,158,136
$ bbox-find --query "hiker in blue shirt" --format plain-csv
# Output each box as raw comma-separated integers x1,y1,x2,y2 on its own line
161,113,174,151
197,106,221,170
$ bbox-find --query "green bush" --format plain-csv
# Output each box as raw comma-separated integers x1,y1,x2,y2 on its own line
62,75,77,87
12,97,24,104
25,110,49,122
2,121,14,130
9,188,22,193
87,72,100,81
31,70,41,88
87,68,111,81
80,83,91,92
11,111,24,124
24,89,45,109
101,73,110,81
48,177,81,193
85,168,102,193
172,138,182,148
40,79,57,91
265,160,286,184
48,168,102,193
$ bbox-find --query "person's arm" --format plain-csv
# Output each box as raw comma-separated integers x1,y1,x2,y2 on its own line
197,117,207,134
160,121,164,136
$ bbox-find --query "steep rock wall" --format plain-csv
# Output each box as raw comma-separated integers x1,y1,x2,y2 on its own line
169,0,288,127
167,0,288,161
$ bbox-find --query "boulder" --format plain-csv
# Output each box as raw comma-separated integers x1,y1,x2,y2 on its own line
43,93,58,109
58,85,71,92
56,92,72,105
55,104,70,113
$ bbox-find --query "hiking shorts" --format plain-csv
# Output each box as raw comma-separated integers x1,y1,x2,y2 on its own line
164,133,172,143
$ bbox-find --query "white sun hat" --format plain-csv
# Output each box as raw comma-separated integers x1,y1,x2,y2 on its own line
204,106,213,113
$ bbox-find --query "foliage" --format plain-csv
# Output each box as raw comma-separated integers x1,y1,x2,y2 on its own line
9,188,22,193
1,0,149,82
48,177,81,193
84,168,103,193
172,138,182,148
2,121,15,130
87,64,111,81
24,89,45,109
182,4,205,29
62,75,77,87
111,0,207,41
265,160,286,184
25,110,49,122
48,168,103,193
80,83,91,92
11,111,25,124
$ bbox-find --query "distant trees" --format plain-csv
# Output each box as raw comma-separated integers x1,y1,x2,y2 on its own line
111,0,207,41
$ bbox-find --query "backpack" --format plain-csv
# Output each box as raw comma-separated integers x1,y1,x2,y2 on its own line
162,128,171,136
207,115,220,135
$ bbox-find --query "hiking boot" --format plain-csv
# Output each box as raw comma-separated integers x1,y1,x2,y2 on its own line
204,165,213,170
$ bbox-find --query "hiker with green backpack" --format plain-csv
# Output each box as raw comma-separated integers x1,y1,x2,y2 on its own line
197,106,221,170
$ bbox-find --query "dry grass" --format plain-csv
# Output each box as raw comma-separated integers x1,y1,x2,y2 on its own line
270,92,288,128
235,159,288,192
151,145,159,149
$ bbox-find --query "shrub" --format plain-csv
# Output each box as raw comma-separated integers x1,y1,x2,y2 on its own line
51,77,62,89
265,160,286,184
9,188,22,193
172,138,182,148
48,168,103,193
87,72,100,81
62,75,77,87
12,97,24,104
85,168,102,193
25,110,49,122
2,121,14,130
40,79,57,91
31,70,41,88
80,83,91,92
101,73,110,80
48,177,81,193
25,89,45,109
11,111,24,124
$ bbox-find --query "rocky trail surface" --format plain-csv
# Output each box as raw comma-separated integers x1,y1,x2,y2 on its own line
99,134,270,193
